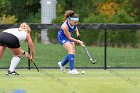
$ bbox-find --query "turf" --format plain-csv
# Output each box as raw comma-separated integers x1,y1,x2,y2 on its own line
0,69,140,93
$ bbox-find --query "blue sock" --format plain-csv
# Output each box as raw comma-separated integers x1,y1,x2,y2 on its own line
68,54,74,70
61,54,69,66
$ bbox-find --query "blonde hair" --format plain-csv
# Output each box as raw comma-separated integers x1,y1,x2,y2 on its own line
20,22,31,33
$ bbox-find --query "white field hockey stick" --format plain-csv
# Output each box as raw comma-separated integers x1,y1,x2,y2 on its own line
77,36,96,64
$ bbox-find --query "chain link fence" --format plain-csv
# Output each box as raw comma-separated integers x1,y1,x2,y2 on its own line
0,24,140,69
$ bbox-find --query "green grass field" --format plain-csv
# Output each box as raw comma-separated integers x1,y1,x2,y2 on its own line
0,43,140,68
0,69,140,93
0,43,140,93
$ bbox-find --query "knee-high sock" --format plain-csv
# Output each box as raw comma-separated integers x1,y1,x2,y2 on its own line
61,54,69,66
9,56,20,72
68,54,74,70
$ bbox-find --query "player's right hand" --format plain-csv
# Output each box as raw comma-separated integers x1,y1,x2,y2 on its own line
77,40,84,46
30,56,34,62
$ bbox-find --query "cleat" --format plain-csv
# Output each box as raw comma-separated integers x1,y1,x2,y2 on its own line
6,70,19,75
58,62,65,72
68,69,80,75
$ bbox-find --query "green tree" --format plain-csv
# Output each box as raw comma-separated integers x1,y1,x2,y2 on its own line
9,0,40,22
0,14,17,24
109,9,136,47
131,0,140,22
82,14,108,46
0,0,11,16
0,0,17,24
57,0,95,22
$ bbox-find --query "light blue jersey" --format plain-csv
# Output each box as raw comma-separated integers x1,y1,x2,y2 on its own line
57,20,77,45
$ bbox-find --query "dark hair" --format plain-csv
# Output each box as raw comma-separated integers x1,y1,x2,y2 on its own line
63,10,79,21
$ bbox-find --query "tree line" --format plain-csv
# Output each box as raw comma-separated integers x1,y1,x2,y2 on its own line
0,0,140,47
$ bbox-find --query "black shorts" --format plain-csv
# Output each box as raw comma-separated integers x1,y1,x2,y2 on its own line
0,32,20,48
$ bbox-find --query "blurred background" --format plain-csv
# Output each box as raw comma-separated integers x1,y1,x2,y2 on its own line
0,0,140,69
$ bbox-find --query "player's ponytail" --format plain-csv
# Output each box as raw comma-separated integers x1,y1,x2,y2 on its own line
63,10,79,21
64,10,74,21
20,22,31,33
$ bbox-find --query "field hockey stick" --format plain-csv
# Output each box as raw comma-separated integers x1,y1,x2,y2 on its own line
77,36,96,64
32,62,39,72
27,48,39,72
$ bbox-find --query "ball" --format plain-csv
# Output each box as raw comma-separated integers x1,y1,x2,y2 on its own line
81,71,85,74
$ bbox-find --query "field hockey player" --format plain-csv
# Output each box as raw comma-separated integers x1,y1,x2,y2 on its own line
57,10,84,74
0,23,35,75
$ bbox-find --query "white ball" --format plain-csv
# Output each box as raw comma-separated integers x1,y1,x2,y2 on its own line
81,71,85,74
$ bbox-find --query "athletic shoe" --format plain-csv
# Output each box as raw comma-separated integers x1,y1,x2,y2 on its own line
68,69,80,75
58,62,65,72
6,70,19,75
